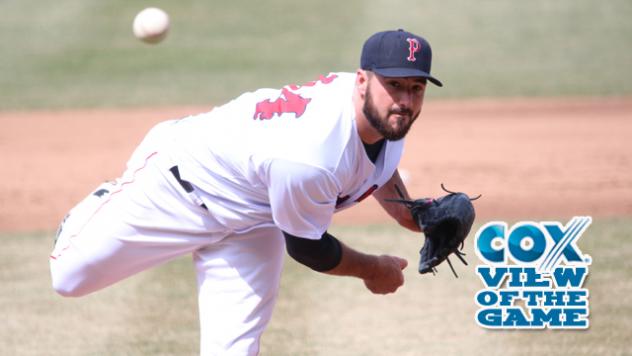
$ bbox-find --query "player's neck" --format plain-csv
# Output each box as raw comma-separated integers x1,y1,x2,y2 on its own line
363,139,385,163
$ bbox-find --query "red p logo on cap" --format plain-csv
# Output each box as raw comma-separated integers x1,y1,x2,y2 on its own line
406,38,420,62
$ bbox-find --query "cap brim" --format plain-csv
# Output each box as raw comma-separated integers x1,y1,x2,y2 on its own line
372,67,443,87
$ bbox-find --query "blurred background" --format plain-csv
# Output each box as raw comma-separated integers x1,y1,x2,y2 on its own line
1,0,630,110
1,1,631,355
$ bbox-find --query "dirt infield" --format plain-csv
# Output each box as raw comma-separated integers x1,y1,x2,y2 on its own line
1,98,630,232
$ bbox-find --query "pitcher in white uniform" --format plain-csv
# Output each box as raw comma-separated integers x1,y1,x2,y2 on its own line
50,29,443,355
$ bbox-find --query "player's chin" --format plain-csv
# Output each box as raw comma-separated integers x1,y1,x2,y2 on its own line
391,115,413,131
383,123,411,141
389,113,413,127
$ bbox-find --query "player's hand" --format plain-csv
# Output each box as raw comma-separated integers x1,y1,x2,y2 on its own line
363,255,408,294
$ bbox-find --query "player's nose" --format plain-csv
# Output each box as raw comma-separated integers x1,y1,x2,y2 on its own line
395,91,414,110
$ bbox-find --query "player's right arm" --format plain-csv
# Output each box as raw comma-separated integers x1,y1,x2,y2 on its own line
283,230,407,295
324,238,408,294
265,159,407,294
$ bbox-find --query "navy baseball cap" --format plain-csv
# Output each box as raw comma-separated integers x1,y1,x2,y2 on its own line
361,29,443,87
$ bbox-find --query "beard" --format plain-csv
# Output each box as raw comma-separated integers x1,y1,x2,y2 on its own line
362,86,419,141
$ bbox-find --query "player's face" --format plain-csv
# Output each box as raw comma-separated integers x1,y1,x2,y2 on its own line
362,73,426,141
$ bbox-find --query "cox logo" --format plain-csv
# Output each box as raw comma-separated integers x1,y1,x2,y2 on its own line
475,216,592,272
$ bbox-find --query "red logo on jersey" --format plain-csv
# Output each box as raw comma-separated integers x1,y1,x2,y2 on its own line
406,38,420,62
355,184,379,203
335,184,379,208
253,88,311,120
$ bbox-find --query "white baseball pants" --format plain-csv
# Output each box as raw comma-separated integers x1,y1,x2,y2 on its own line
50,121,285,355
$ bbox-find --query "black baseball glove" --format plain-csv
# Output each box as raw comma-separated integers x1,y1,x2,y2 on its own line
388,184,479,278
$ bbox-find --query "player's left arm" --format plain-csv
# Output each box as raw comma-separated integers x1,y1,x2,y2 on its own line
372,169,421,232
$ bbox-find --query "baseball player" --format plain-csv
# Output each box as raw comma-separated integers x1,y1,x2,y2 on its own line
50,29,443,355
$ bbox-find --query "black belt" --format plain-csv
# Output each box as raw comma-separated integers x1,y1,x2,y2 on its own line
169,166,194,193
170,166,208,210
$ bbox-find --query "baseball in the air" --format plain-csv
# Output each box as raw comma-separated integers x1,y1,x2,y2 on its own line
133,7,170,44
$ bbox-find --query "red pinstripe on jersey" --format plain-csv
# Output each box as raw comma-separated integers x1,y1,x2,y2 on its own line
50,151,158,260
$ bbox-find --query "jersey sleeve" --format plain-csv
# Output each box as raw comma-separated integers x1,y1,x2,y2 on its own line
263,159,340,239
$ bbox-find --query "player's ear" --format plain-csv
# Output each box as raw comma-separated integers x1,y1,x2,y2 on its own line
356,69,369,98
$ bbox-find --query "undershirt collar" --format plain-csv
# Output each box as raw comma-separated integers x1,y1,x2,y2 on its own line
362,139,385,163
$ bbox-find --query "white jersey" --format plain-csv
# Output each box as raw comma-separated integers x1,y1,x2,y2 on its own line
165,72,404,238
51,72,405,354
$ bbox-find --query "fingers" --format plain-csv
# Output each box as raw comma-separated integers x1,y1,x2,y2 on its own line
396,256,408,270
363,255,407,294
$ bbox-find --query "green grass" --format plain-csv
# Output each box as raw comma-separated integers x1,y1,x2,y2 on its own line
1,0,631,110
1,219,630,355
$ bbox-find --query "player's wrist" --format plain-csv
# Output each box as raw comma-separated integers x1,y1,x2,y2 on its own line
399,212,422,232
326,242,379,280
